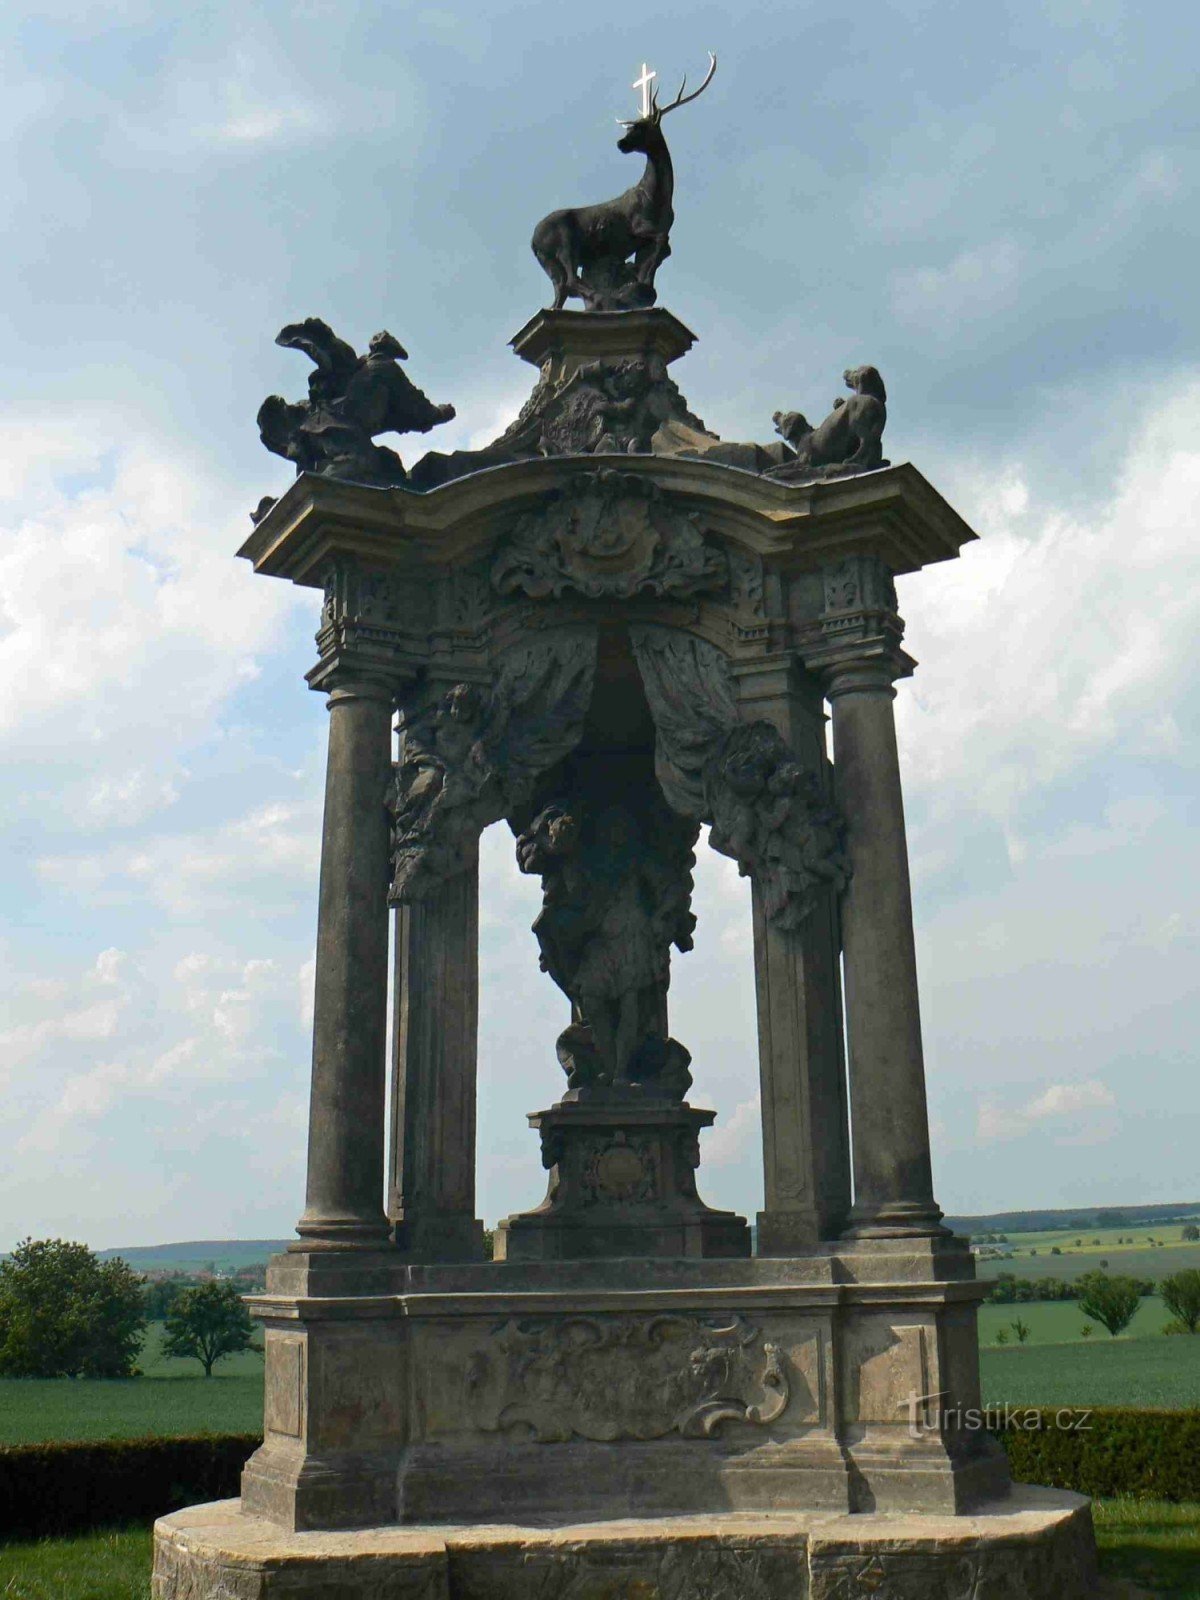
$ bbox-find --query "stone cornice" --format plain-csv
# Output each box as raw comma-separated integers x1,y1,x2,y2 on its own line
238,457,978,588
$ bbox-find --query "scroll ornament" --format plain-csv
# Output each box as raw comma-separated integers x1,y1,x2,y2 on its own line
388,633,597,904
466,1312,789,1443
630,628,849,929
491,469,726,602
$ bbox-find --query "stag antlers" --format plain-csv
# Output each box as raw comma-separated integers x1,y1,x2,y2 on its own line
621,52,717,127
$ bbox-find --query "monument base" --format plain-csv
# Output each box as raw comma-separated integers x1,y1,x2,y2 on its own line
154,1487,1099,1600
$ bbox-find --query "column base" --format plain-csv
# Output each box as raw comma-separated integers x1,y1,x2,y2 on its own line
842,1199,951,1241
292,1214,392,1251
391,1212,487,1261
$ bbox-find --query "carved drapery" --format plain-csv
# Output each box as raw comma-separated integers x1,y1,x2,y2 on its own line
631,628,848,930
388,631,598,904
492,469,727,601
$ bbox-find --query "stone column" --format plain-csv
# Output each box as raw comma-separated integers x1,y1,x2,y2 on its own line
733,658,851,1252
295,677,394,1249
389,850,485,1260
806,559,945,1239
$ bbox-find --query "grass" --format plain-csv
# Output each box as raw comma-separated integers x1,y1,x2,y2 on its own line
0,1506,1196,1598
1094,1498,1200,1599
981,1333,1200,1409
0,1324,263,1447
0,1528,152,1599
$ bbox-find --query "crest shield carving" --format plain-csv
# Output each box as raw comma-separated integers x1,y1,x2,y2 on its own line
492,469,726,601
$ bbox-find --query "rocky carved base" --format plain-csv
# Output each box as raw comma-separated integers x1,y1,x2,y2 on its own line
155,1488,1099,1600
494,1094,751,1261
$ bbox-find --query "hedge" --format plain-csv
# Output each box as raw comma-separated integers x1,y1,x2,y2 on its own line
1,1410,1197,1540
992,1406,1200,1502
0,1434,260,1540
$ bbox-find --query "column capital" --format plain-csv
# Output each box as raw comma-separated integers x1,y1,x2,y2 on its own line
798,552,915,693
306,660,400,704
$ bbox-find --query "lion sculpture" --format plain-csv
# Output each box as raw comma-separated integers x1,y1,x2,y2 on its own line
769,365,888,478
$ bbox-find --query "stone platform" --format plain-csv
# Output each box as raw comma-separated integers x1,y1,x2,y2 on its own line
154,1486,1099,1599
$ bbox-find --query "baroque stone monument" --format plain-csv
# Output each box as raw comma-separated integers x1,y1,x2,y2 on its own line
154,56,1099,1600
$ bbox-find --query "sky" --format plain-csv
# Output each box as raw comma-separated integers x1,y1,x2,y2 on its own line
1,0,1197,1250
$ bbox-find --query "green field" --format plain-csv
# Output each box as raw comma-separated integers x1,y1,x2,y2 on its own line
0,1323,263,1447
975,1222,1200,1285
979,1296,1176,1345
981,1333,1200,1409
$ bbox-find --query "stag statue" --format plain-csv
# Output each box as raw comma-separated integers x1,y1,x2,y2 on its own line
531,54,717,313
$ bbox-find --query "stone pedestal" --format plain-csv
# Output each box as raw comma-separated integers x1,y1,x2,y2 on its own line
495,1094,750,1261
238,1244,1006,1534
158,1487,1099,1600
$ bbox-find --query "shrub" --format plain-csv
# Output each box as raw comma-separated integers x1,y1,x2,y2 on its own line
1160,1269,1200,1335
1077,1272,1142,1337
0,1435,261,1538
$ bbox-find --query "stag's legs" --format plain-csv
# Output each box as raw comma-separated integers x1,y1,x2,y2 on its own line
632,234,671,287
534,246,572,312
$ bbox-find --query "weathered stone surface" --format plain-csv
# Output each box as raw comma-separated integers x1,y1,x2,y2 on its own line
492,469,726,601
495,1098,750,1261
155,1489,1098,1600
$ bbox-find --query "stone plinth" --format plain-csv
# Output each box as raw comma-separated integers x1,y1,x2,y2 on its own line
238,1249,1006,1534
155,1487,1099,1600
510,305,696,383
495,1094,750,1261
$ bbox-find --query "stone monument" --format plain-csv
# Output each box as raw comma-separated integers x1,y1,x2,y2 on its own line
154,56,1100,1600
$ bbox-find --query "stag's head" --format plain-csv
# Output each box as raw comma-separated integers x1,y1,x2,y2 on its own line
617,53,717,153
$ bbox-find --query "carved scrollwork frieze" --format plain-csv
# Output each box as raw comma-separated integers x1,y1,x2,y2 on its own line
630,628,849,929
491,469,727,603
817,554,900,642
317,555,431,659
465,1312,790,1443
387,631,598,904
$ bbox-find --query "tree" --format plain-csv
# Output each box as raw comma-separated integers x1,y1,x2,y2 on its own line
162,1282,260,1376
0,1238,146,1378
1160,1270,1200,1335
1182,1224,1199,1243
1076,1272,1142,1338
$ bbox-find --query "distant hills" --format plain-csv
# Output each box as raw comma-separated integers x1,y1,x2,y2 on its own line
97,1239,291,1272
943,1202,1200,1236
94,1202,1200,1269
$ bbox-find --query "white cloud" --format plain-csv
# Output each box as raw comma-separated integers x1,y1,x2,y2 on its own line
977,1079,1116,1145
892,238,1024,329
898,379,1200,854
